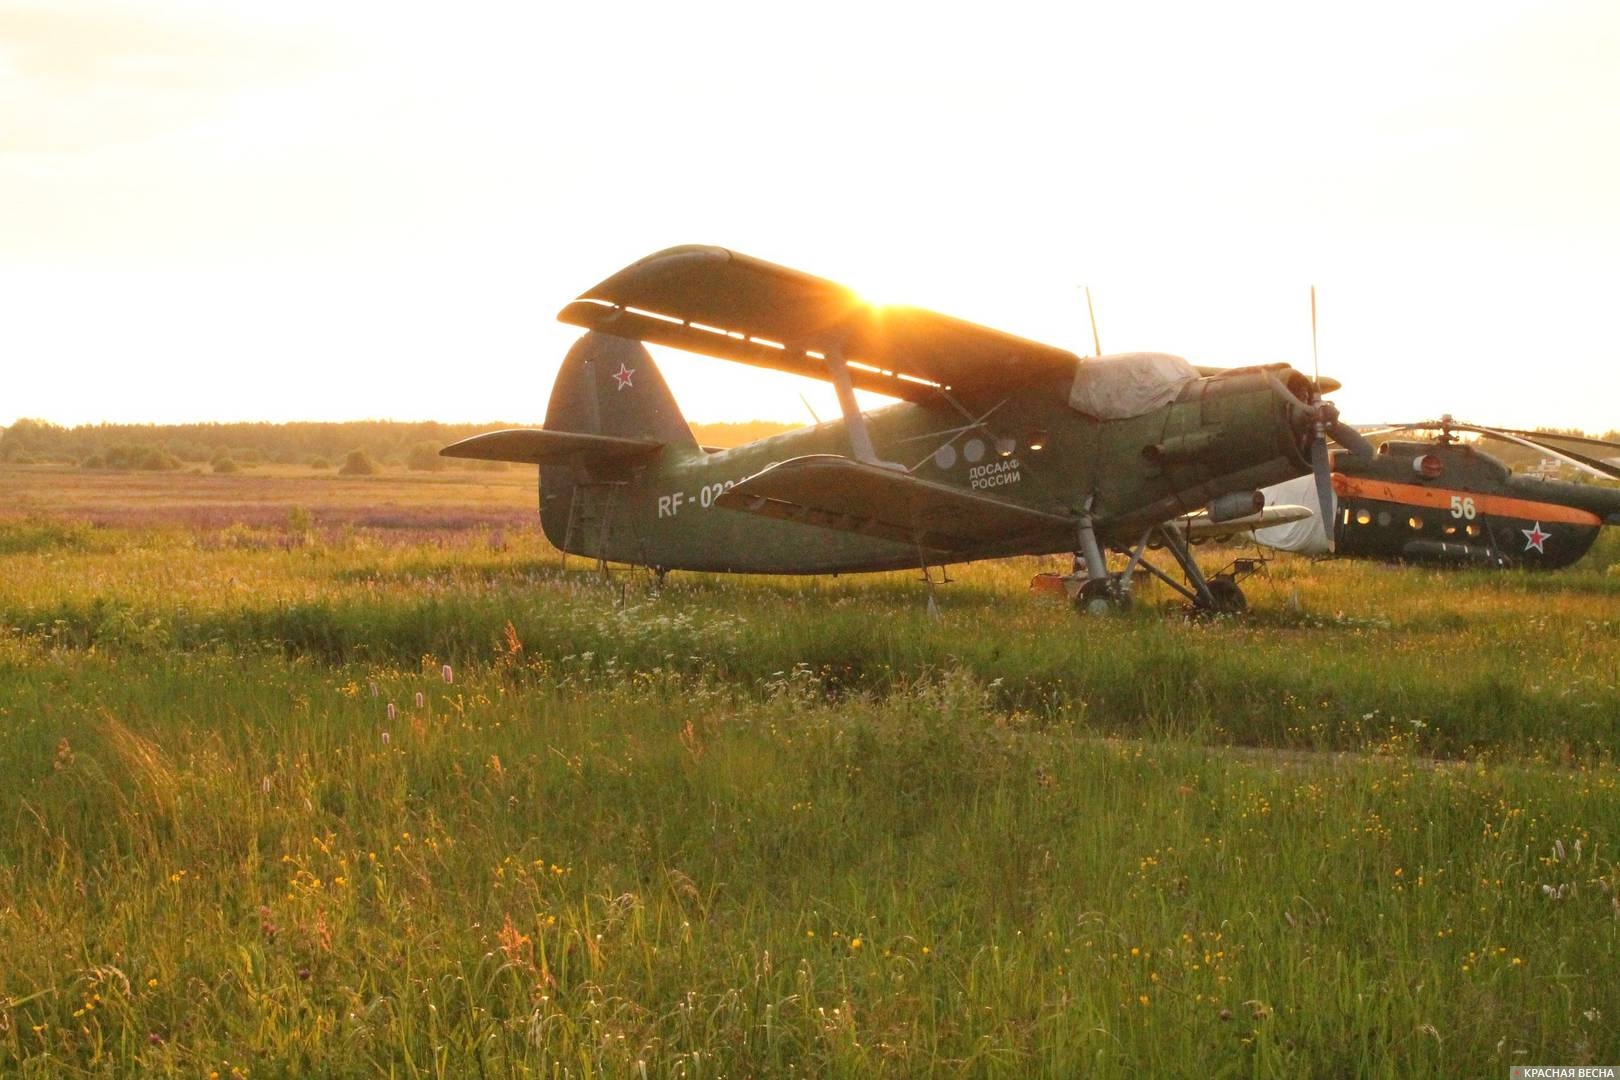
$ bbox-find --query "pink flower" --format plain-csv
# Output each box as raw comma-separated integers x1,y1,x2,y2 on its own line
441,664,454,684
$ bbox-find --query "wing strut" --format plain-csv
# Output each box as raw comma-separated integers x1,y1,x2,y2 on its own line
821,344,904,471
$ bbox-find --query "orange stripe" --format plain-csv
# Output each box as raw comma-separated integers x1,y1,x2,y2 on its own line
1332,475,1602,526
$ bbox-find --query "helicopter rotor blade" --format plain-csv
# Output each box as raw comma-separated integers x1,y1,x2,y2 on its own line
1354,420,1620,482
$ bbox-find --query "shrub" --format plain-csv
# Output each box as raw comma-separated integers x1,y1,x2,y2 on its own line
406,441,447,472
338,449,377,477
212,457,239,474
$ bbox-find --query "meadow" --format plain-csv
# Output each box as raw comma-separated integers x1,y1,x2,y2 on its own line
1,462,1618,1077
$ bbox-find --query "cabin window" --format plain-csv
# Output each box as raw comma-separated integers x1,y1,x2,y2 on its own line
1377,511,1392,527
1409,516,1424,530
1026,430,1048,452
1355,509,1372,526
1465,523,1482,538
1443,524,1458,536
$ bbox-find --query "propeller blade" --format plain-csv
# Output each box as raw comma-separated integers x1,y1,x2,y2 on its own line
1310,285,1320,393
1084,286,1102,357
1311,434,1335,551
1327,418,1376,457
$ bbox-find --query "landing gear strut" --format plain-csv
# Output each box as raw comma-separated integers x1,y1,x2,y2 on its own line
1069,515,1253,616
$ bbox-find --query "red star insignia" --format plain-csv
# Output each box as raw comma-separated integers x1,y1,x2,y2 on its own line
1521,521,1549,553
611,363,635,390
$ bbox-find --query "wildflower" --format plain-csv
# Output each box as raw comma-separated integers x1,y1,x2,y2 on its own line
850,938,862,951
381,731,391,746
414,691,425,708
261,776,272,795
1138,995,1150,1007
442,664,454,684
386,702,397,721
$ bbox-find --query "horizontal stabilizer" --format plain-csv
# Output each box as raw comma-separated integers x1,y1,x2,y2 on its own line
440,428,663,466
1180,504,1314,541
715,454,1074,553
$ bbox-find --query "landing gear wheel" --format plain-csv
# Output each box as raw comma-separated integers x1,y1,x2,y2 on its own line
1201,578,1247,614
1074,577,1132,616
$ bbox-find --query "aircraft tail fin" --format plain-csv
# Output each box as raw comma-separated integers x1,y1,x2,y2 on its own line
546,331,698,451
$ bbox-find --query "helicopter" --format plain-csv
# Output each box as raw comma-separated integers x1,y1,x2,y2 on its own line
442,244,1358,613
1250,416,1620,568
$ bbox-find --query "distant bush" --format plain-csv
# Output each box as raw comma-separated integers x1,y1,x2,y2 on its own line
309,456,331,470
85,444,180,471
406,441,447,472
212,456,240,474
338,449,377,477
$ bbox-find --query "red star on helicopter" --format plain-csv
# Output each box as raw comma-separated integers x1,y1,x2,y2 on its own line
612,363,635,390
1521,521,1549,553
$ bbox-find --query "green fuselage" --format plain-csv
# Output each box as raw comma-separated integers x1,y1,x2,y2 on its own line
540,366,1315,574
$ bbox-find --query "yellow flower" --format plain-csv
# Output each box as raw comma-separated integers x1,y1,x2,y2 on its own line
1138,995,1150,1006
850,938,863,951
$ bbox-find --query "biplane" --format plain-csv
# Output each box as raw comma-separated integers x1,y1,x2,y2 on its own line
444,246,1357,612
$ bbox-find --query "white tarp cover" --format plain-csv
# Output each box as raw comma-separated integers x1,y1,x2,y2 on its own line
1068,352,1199,420
1251,473,1333,554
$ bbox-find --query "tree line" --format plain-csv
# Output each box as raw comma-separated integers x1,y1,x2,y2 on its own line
0,418,801,471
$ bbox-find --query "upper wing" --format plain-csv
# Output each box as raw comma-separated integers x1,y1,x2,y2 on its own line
715,454,1074,553
440,429,662,467
557,245,1080,403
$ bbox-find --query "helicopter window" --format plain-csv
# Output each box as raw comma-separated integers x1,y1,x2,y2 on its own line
1342,508,1352,526
1354,509,1372,526
1377,511,1392,528
1465,523,1482,538
1443,524,1458,536
1408,516,1424,530
1025,430,1048,452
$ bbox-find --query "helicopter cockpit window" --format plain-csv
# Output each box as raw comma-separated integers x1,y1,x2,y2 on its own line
1355,509,1372,526
1409,516,1424,530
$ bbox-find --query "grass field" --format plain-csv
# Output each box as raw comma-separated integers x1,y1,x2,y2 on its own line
2,463,1618,1076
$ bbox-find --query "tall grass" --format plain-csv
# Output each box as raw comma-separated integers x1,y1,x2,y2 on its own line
1,491,1618,1074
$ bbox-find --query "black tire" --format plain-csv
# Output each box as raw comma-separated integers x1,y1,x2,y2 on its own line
1203,578,1247,614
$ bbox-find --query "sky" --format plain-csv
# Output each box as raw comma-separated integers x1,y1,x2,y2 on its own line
4,0,1619,432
